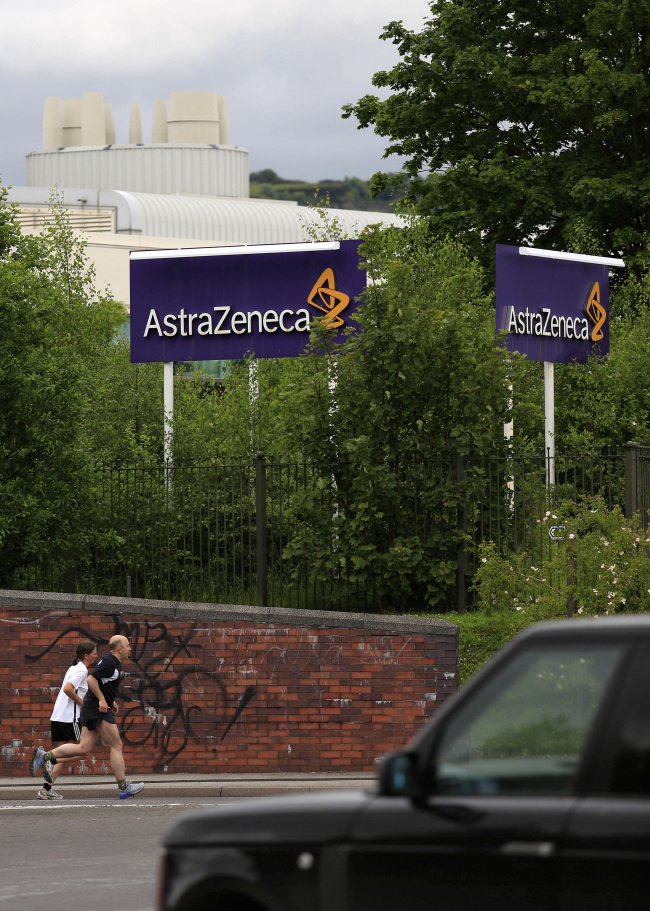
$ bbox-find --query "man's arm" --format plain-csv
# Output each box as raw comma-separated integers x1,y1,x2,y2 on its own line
87,674,109,712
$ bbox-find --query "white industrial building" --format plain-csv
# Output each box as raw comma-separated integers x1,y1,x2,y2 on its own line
8,91,403,310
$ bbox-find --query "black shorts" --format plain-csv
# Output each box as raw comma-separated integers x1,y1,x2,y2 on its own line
51,720,80,743
79,704,116,731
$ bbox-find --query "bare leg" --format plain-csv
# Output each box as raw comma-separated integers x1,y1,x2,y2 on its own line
51,764,64,783
50,741,74,784
51,727,99,763
97,720,125,782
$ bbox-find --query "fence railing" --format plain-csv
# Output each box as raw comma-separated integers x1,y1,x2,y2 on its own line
15,442,650,614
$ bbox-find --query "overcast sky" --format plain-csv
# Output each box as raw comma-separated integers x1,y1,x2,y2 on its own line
0,0,430,189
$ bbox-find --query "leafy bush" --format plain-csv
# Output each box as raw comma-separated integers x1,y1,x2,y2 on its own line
473,496,650,620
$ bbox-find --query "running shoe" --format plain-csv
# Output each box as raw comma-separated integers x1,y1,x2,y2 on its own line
119,781,145,799
37,787,62,800
43,758,55,784
29,747,46,777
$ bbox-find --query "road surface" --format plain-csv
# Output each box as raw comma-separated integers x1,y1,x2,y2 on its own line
0,797,246,911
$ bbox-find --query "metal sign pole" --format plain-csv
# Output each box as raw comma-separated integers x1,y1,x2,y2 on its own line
249,359,259,451
164,361,174,463
544,360,554,489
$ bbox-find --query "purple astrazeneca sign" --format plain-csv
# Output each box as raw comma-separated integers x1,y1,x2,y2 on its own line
496,244,609,364
129,240,364,363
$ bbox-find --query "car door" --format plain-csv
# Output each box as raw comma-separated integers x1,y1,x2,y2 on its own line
344,640,628,911
559,641,650,911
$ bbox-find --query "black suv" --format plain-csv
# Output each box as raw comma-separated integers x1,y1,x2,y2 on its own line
159,617,650,910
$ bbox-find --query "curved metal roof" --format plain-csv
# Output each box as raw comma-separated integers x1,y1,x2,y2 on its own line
119,191,404,245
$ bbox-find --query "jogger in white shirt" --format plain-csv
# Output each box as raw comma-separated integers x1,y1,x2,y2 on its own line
38,640,97,799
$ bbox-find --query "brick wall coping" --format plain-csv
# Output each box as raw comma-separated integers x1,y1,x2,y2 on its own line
0,590,458,639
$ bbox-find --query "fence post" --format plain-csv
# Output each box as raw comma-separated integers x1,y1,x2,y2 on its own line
456,454,468,614
63,561,76,595
625,441,640,520
256,451,268,606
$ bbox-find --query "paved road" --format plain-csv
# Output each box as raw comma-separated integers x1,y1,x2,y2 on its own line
0,798,246,911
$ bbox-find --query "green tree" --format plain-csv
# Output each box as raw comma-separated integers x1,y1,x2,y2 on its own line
266,220,514,611
249,172,405,212
0,189,124,585
262,219,510,462
81,336,164,461
343,0,650,273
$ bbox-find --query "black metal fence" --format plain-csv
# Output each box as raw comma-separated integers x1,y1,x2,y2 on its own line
15,443,650,614
464,445,629,572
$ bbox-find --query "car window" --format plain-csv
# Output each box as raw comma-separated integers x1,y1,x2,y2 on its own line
608,649,650,795
433,644,625,797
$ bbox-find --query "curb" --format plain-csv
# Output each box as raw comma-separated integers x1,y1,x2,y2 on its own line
0,773,376,801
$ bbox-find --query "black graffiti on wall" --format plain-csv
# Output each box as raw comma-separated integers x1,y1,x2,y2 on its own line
26,615,256,767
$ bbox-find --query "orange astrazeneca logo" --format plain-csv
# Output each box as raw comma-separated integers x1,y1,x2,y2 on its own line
584,281,606,342
307,268,350,330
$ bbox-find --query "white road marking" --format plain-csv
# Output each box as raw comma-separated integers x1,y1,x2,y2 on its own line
0,801,222,810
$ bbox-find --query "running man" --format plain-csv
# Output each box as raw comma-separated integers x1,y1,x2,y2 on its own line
30,635,144,800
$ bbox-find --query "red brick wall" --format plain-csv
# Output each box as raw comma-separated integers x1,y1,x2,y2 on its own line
0,593,458,776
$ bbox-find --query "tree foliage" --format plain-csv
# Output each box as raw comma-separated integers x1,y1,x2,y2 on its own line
0,190,124,583
249,169,407,212
343,0,650,272
292,223,512,611
283,219,510,459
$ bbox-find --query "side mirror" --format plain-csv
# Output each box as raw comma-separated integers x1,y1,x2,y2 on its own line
378,751,422,799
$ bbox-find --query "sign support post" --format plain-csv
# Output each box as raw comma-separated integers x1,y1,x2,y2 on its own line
544,360,554,489
164,361,173,464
